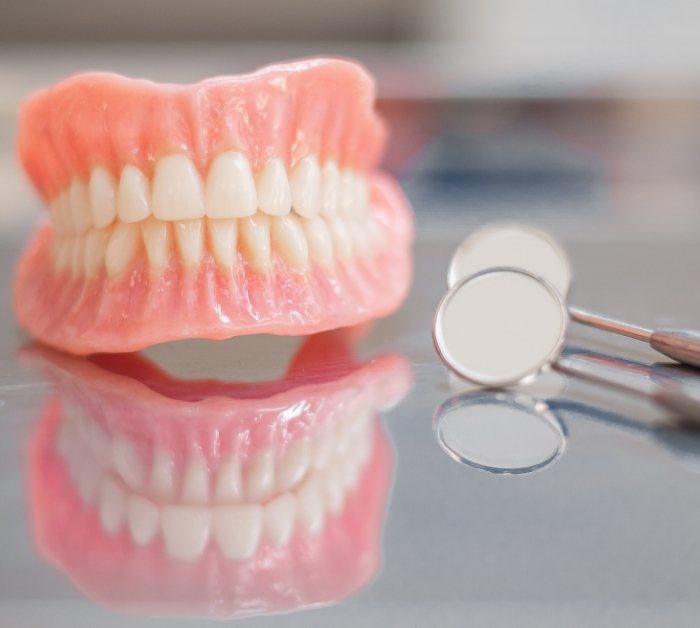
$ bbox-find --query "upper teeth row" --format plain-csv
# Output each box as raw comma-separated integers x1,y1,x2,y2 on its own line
52,153,369,235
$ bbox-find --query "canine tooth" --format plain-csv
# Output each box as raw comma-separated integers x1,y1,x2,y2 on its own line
105,222,140,278
290,155,321,218
245,449,275,502
276,438,310,492
303,217,334,267
174,219,204,268
271,214,308,270
153,154,205,221
213,504,263,561
112,436,145,490
150,448,176,500
240,214,271,271
83,228,109,278
89,166,117,228
296,474,325,535
329,217,353,262
162,506,211,561
263,493,297,547
256,158,291,216
69,178,92,234
207,219,238,267
117,165,151,223
99,478,126,534
127,494,159,546
205,152,257,218
339,170,355,215
141,218,172,270
320,161,340,217
70,236,85,277
214,457,243,503
181,455,209,505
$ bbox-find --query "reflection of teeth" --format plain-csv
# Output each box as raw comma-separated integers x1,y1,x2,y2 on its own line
112,436,145,490
127,494,160,546
263,492,297,547
89,166,117,228
214,456,243,503
214,504,263,560
276,438,310,492
270,214,309,269
256,158,291,216
150,448,176,501
117,165,151,223
290,155,321,218
152,154,205,221
181,455,209,505
296,474,325,535
99,478,126,534
245,449,275,502
162,505,211,561
205,152,257,218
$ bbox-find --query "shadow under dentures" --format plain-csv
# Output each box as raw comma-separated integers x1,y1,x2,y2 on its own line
23,331,412,619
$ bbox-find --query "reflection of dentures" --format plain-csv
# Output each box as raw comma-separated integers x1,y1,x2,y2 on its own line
25,332,411,618
15,59,414,354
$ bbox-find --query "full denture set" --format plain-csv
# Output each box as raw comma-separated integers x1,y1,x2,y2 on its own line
14,59,413,354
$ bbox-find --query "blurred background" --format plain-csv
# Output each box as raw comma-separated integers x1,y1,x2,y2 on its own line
2,0,700,237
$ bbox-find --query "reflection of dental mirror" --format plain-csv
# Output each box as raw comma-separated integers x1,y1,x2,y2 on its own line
448,223,700,369
433,392,566,474
434,268,700,423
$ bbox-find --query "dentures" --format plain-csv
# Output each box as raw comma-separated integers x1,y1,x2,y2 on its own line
15,59,413,354
24,332,411,618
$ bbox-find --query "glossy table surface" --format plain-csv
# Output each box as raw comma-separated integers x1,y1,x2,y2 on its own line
2,48,700,628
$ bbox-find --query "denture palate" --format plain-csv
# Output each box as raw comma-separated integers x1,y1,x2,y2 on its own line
50,153,378,278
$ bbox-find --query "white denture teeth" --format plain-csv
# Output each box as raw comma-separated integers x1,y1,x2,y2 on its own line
50,154,376,277
214,504,263,561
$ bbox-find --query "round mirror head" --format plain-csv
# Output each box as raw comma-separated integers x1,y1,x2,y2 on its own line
447,223,572,296
434,268,568,387
434,392,566,474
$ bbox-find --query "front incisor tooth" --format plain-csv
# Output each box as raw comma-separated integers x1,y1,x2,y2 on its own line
174,219,204,268
256,158,291,216
320,160,340,217
161,506,211,561
290,155,321,218
153,154,205,221
69,178,93,234
141,218,172,271
105,222,141,278
117,165,151,223
89,166,117,228
303,217,334,267
271,214,309,270
240,214,271,271
207,218,238,267
83,228,109,278
213,504,263,561
205,152,257,218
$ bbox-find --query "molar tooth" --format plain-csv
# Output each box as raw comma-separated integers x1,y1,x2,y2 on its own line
207,218,238,267
153,154,205,221
290,155,321,218
320,161,340,217
270,215,308,270
126,495,159,546
174,219,204,268
329,217,353,262
339,170,355,215
205,152,257,218
161,506,211,561
263,493,297,547
105,222,140,278
141,218,172,270
245,449,275,502
276,438,311,492
99,478,126,534
213,504,263,561
89,166,117,228
214,456,243,503
117,165,151,223
256,158,291,216
69,178,92,234
83,228,109,278
303,217,334,267
240,214,271,271
181,455,209,505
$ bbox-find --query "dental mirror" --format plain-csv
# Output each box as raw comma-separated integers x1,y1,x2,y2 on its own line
433,392,566,474
448,223,700,369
